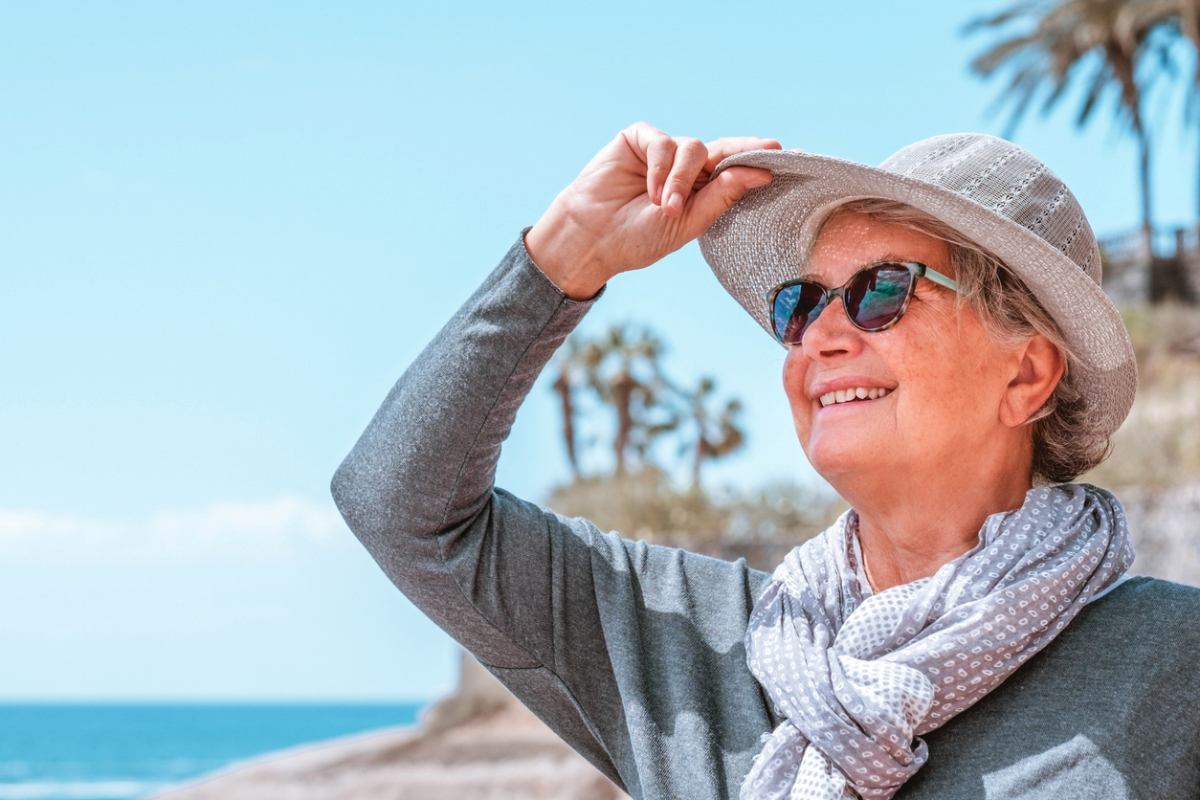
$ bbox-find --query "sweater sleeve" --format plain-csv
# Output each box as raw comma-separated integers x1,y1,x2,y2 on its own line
331,236,777,798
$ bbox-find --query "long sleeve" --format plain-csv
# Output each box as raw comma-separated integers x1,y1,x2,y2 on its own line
331,236,777,799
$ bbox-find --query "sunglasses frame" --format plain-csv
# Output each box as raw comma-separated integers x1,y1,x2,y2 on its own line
766,261,960,345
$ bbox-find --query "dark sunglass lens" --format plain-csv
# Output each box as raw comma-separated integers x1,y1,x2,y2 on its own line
844,265,913,330
773,282,827,345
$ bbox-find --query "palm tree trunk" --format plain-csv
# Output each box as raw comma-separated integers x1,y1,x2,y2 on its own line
1194,93,1200,229
552,370,579,479
1138,122,1153,256
611,371,635,475
1181,1,1200,225
1108,42,1152,257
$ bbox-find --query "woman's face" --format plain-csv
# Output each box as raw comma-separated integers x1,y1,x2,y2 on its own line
783,211,1025,487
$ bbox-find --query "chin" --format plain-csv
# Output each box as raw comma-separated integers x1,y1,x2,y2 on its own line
803,436,874,482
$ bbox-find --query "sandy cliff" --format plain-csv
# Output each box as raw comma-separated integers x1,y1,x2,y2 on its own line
153,654,628,800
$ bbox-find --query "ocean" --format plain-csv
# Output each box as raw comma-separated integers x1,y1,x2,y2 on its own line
0,703,424,800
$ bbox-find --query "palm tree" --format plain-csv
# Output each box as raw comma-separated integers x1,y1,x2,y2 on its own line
595,326,676,475
680,377,746,486
551,337,585,479
1116,0,1200,219
551,326,748,484
553,325,677,477
967,0,1175,249
1176,2,1200,221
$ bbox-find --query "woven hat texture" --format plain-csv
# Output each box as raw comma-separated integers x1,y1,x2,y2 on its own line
698,133,1137,442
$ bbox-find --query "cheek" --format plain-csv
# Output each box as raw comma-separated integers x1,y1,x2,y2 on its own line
891,322,1010,437
782,350,813,436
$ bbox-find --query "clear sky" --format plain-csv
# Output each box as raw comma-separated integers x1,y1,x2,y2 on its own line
1,0,1195,701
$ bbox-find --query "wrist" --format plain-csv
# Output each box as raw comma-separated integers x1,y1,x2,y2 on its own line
524,207,608,300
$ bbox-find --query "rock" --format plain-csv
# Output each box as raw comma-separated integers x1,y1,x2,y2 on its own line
420,650,513,735
1121,482,1200,586
153,652,629,800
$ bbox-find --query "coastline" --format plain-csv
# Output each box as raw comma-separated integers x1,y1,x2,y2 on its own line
152,654,628,800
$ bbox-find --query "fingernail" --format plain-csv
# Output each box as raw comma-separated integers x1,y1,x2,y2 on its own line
667,192,683,213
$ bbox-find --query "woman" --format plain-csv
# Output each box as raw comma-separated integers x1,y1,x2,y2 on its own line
332,124,1200,799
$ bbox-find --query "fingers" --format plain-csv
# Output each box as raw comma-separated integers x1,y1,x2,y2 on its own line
644,135,677,206
703,136,783,174
621,123,779,223
660,138,708,216
681,166,773,240
624,122,677,206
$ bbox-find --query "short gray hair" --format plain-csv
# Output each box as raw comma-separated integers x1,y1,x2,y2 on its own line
819,198,1109,483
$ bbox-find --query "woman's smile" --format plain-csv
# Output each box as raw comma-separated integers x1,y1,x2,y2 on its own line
818,387,892,407
816,386,894,408
809,375,897,409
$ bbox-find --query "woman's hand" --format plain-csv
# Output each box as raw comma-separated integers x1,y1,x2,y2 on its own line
525,122,781,299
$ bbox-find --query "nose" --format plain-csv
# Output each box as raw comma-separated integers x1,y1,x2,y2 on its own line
799,294,865,361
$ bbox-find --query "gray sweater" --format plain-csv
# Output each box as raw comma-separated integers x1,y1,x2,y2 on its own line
332,237,1200,800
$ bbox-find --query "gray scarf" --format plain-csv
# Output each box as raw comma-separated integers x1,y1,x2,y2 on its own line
742,483,1134,800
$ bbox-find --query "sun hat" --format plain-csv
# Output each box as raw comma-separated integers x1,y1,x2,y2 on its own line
698,133,1137,442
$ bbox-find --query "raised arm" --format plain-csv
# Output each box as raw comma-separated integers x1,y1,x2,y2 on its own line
331,124,782,795
332,123,779,653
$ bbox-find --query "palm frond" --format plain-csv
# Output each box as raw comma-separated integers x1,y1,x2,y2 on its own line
990,63,1045,136
963,2,1043,35
1041,61,1079,108
1076,58,1118,125
971,33,1042,75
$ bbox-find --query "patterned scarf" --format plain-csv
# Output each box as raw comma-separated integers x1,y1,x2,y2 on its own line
741,483,1134,800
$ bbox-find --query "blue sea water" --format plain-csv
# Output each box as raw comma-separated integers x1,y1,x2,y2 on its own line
0,703,424,800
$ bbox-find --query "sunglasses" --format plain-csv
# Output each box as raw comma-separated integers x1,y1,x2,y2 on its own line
767,261,959,346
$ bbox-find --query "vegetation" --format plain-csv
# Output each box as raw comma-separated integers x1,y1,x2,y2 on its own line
548,324,748,485
1086,302,1200,487
547,470,844,572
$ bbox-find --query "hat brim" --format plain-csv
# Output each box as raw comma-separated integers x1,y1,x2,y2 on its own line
698,149,1137,441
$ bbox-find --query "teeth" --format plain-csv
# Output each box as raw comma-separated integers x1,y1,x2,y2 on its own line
818,387,892,407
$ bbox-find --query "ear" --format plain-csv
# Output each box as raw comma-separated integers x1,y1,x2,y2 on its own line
999,334,1065,428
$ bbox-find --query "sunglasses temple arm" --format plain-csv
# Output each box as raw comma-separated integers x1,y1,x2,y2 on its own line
922,267,960,292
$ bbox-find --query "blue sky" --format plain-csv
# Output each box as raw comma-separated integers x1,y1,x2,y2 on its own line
1,0,1195,701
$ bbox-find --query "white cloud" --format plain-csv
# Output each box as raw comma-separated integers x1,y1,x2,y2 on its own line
0,496,351,564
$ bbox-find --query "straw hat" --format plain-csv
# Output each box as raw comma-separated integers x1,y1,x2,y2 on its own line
698,133,1137,441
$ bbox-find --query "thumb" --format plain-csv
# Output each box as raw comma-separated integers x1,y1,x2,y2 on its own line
682,167,773,239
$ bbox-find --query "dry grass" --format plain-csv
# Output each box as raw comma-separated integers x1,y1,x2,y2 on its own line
545,471,845,573
1085,303,1200,490
1076,303,1200,585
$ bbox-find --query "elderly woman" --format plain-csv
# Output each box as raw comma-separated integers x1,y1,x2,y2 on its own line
332,124,1200,799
